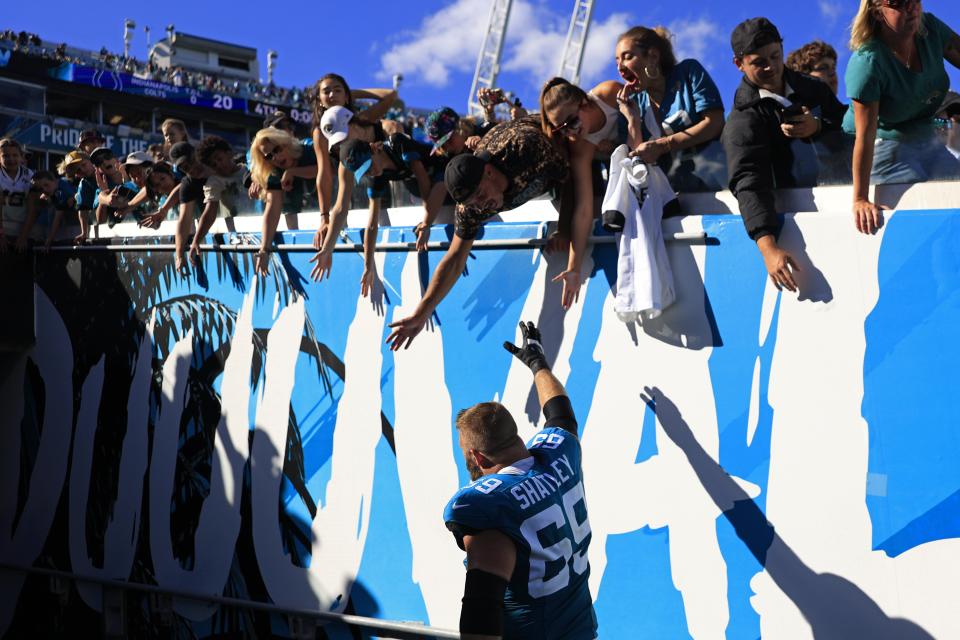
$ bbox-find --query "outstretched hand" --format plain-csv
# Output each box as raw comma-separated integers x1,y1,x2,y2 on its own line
385,313,428,351
553,270,582,309
503,321,549,374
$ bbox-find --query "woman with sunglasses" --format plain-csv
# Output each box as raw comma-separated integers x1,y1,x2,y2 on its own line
249,127,320,275
539,76,624,309
614,26,726,192
845,0,960,235
310,74,398,252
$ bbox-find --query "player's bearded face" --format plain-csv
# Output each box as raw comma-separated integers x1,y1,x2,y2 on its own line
465,451,483,481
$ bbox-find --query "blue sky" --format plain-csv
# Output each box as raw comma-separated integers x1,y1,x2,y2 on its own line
7,1,960,113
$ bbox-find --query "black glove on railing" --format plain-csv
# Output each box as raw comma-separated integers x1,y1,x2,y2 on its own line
503,321,549,374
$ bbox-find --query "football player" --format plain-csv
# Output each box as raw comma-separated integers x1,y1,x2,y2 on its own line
444,321,598,640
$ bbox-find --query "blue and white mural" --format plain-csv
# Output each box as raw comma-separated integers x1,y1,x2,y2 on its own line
1,205,958,638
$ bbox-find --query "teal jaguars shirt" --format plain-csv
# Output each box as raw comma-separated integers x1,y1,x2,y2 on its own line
444,426,598,640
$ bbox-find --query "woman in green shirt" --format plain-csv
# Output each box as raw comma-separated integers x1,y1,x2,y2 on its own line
845,0,960,234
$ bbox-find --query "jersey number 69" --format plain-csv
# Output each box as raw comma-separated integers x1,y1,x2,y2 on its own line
519,481,591,598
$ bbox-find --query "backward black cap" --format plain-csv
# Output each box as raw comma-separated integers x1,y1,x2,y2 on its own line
731,17,783,58
444,153,488,204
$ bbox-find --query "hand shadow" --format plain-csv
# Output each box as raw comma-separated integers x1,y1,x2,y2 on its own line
778,217,833,304
641,386,933,640
367,270,389,317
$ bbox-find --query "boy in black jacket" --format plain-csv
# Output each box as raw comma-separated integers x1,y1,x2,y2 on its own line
722,17,846,292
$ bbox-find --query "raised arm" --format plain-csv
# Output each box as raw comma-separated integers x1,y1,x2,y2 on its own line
503,320,577,436
460,529,516,640
352,88,397,123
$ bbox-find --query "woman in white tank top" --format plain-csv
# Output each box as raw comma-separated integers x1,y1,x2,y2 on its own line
538,77,625,310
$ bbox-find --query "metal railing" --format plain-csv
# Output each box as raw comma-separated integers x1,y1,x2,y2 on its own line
0,562,460,639
39,231,709,253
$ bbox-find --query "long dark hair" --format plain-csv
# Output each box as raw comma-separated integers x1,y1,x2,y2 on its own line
312,73,356,131
144,162,176,199
617,26,677,74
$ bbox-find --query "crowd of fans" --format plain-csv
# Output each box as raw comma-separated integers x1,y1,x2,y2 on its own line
2,5,959,338
0,28,313,111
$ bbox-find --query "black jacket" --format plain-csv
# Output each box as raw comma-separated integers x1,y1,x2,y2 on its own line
721,69,847,241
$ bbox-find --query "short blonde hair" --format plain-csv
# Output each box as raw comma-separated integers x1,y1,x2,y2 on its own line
249,127,304,195
850,0,926,50
160,118,187,136
456,402,521,454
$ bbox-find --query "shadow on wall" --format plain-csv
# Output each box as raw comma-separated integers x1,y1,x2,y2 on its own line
644,386,934,640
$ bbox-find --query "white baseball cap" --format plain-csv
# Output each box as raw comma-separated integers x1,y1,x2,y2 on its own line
123,150,154,166
320,106,354,147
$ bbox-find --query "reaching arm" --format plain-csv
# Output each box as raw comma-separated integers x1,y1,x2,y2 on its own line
360,198,380,297
460,530,516,640
385,234,474,350
415,181,448,252
313,128,334,215
558,140,595,309
283,164,318,181
256,190,283,276
44,206,67,251
190,199,220,263
851,99,883,235
127,185,150,210
309,165,356,282
174,200,196,272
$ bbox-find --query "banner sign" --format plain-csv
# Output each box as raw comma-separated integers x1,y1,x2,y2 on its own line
50,63,249,113
0,114,162,155
247,99,313,125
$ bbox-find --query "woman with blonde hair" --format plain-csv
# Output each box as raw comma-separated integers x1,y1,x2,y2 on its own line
539,76,624,309
250,126,319,275
614,25,726,191
845,0,960,234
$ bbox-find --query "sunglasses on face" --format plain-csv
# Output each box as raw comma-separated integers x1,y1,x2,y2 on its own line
262,146,280,162
881,0,920,9
551,112,582,135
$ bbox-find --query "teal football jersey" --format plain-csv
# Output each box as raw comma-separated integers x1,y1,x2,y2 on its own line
444,426,597,639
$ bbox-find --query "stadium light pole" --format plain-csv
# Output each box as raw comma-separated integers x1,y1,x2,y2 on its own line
123,19,136,59
267,50,278,86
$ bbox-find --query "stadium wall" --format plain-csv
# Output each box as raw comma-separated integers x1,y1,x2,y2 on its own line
1,184,959,639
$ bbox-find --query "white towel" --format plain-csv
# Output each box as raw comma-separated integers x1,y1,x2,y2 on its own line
602,145,676,323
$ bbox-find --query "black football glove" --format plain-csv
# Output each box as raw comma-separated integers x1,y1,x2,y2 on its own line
503,321,549,374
